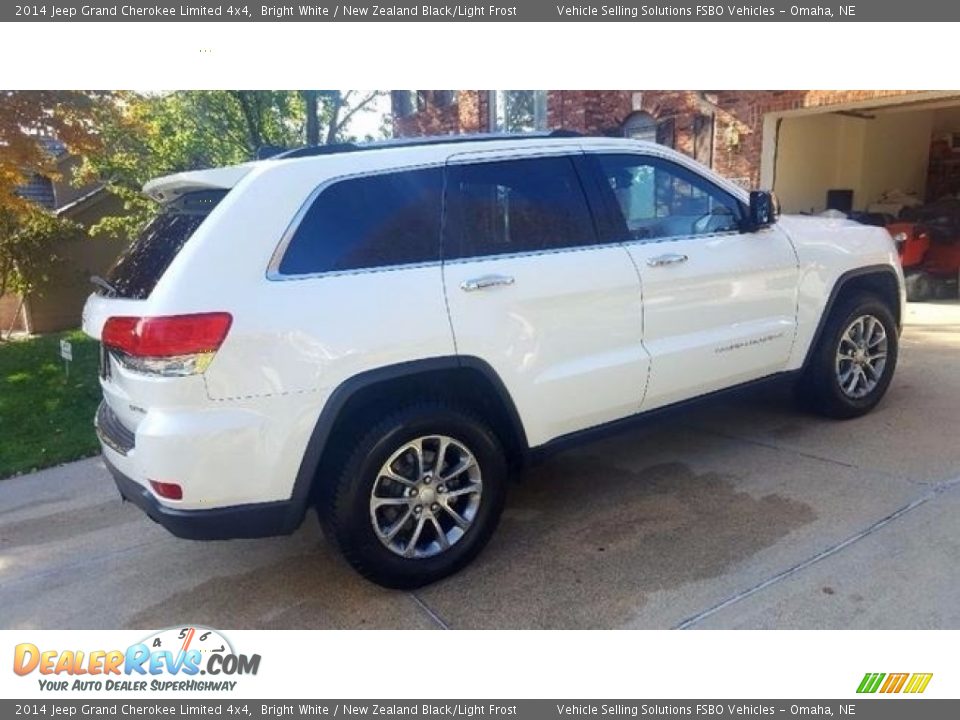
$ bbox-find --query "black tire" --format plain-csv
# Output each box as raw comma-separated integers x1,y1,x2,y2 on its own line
318,401,507,589
904,271,934,302
799,292,899,419
933,277,956,300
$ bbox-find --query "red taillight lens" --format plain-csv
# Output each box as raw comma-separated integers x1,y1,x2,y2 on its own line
102,313,232,357
149,480,183,501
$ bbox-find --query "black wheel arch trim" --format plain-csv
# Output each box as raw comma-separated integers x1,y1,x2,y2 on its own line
282,355,528,532
800,264,903,371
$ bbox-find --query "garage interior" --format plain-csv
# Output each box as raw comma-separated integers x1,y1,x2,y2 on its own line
765,94,960,300
769,95,960,213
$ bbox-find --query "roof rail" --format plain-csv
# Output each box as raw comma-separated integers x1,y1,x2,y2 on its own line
275,129,584,160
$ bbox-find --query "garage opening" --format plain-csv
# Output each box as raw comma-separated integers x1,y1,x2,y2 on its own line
772,99,960,214
769,96,960,300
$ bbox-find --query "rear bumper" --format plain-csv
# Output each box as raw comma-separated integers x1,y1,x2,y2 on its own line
104,454,303,541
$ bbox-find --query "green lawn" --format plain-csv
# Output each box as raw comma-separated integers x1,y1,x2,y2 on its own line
0,330,102,478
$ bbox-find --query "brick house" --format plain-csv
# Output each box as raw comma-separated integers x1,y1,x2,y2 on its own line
393,90,960,215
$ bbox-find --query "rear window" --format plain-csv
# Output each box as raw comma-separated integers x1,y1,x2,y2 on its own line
103,190,226,299
276,167,443,276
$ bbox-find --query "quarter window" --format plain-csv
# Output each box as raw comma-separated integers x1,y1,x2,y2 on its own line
277,167,443,275
595,154,742,242
444,156,597,259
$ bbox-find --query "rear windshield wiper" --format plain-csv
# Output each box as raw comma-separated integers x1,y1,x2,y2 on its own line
90,275,119,297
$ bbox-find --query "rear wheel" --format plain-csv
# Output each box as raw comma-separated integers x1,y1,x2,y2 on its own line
799,293,899,419
319,402,507,589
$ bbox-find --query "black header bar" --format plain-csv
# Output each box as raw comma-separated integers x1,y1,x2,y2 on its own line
3,0,958,23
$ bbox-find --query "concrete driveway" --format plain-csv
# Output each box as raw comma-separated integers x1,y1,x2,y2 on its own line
2,302,958,630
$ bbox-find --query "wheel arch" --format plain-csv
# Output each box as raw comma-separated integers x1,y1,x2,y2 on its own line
801,264,903,371
285,356,529,526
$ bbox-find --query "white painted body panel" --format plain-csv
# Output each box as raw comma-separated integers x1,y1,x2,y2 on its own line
776,214,904,370
443,246,648,447
82,136,903,516
626,227,799,410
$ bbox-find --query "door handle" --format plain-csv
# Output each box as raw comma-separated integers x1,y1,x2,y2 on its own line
460,274,516,292
647,253,689,267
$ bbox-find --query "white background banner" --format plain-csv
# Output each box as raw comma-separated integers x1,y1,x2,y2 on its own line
2,630,954,699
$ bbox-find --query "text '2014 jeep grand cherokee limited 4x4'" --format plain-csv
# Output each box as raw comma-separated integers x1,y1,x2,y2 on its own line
83,133,905,588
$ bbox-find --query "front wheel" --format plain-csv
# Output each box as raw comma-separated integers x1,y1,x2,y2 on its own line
319,402,508,589
799,293,899,419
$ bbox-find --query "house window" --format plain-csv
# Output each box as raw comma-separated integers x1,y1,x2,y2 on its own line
656,118,676,149
622,111,657,143
693,112,715,168
623,111,677,150
18,173,55,209
489,91,547,133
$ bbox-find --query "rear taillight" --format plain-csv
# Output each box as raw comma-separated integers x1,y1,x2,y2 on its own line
102,313,232,377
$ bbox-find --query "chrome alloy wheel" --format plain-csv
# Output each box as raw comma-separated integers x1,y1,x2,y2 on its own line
369,435,482,559
835,314,888,399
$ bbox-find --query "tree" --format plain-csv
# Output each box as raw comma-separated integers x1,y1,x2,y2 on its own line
0,91,116,315
0,207,82,299
303,91,320,146
82,90,387,238
321,90,385,144
0,91,113,215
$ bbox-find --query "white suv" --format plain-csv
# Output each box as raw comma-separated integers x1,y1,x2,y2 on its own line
83,133,904,588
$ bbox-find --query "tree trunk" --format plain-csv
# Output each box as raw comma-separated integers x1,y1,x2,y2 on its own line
326,92,344,144
230,91,263,154
2,294,25,340
303,91,319,146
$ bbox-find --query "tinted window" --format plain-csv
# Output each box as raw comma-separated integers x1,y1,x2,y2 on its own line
596,154,742,241
444,156,596,259
105,190,226,300
278,168,442,275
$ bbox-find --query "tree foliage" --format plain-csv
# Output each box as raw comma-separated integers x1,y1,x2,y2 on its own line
0,207,82,297
0,90,386,299
82,90,387,237
0,91,117,298
0,91,115,216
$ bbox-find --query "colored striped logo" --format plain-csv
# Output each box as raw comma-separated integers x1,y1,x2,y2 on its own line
857,672,933,694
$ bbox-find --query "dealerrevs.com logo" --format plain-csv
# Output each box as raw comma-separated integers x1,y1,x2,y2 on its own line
13,626,260,693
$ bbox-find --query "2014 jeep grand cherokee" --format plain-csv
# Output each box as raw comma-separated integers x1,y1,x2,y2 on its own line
83,133,904,588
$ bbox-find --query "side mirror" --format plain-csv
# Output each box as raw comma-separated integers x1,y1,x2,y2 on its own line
746,190,780,231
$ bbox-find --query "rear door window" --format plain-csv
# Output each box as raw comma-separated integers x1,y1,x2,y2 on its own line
443,156,597,259
105,190,226,299
277,167,443,276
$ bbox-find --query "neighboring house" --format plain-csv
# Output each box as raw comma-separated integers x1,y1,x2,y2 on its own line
0,146,127,335
393,90,960,215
